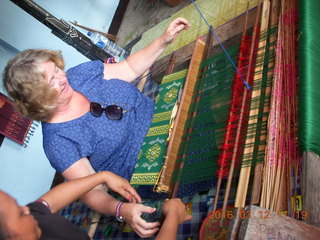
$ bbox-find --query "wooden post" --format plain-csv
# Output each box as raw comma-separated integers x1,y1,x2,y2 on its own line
302,151,320,227
235,205,320,240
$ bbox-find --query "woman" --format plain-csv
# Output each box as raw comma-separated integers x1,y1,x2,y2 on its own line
0,171,192,240
3,18,190,238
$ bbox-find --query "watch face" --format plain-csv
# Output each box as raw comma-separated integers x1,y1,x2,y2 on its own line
116,215,124,222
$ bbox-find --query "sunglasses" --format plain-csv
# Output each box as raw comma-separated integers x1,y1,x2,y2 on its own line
90,102,124,120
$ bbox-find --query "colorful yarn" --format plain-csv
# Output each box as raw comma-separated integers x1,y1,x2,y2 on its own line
172,44,239,197
298,0,320,155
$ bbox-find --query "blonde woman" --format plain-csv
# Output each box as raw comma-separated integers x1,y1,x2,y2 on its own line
3,18,190,237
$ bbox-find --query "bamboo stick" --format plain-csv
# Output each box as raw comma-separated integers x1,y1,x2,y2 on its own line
218,3,251,226
69,21,117,41
250,0,279,205
235,0,270,208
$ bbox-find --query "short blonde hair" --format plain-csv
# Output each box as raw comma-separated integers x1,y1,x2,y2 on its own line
3,49,65,121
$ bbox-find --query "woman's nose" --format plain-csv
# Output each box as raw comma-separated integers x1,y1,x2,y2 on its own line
57,76,66,85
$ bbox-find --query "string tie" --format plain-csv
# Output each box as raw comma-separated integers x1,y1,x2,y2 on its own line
189,0,251,90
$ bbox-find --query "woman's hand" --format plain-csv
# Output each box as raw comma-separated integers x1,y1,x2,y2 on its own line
104,17,190,82
162,198,192,224
160,17,191,46
120,203,161,238
103,171,141,203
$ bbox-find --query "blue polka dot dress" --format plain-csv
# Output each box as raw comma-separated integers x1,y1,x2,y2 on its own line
42,61,154,180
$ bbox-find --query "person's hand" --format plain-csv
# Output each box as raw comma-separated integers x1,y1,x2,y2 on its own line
103,171,141,203
162,198,192,224
160,17,191,45
120,203,161,238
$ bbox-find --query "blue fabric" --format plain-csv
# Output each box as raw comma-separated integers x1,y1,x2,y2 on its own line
42,60,154,180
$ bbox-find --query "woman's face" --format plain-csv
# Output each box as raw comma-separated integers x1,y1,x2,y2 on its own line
40,61,73,107
0,191,41,240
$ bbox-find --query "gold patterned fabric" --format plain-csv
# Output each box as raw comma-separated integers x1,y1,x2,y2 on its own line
131,0,259,59
130,69,187,185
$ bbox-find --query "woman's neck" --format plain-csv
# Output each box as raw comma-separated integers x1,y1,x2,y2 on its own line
48,91,90,123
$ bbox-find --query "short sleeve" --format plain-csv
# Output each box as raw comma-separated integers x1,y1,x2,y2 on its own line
44,135,81,172
66,60,104,90
42,127,95,173
28,201,51,214
28,202,90,240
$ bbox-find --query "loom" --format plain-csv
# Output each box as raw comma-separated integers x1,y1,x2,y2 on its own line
58,0,309,238
132,0,301,221
131,36,242,198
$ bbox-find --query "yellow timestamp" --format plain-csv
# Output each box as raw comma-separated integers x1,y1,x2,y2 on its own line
209,210,308,220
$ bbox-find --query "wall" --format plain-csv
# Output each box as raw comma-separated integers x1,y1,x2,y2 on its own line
0,0,119,205
117,0,189,47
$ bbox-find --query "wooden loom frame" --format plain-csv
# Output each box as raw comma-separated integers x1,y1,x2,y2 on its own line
154,38,207,196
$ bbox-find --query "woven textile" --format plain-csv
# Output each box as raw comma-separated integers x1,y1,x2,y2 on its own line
133,67,160,101
173,44,239,197
141,77,160,101
130,69,187,185
0,92,33,146
131,0,259,59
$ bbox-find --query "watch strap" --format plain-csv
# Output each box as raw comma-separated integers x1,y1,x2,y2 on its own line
115,201,124,222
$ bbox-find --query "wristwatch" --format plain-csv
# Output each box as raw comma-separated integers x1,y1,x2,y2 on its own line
116,201,124,222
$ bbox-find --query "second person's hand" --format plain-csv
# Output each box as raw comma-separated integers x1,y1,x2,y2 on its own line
102,171,141,203
120,202,161,238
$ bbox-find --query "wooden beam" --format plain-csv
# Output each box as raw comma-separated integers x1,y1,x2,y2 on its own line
302,151,320,227
108,0,130,38
152,6,258,79
155,38,206,194
235,205,320,240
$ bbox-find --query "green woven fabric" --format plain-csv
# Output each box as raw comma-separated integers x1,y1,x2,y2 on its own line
298,0,320,155
171,45,239,196
241,26,277,168
130,69,187,185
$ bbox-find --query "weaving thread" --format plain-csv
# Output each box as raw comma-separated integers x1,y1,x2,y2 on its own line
235,0,271,208
260,0,300,213
171,44,240,197
189,0,250,90
155,39,207,195
298,0,320,155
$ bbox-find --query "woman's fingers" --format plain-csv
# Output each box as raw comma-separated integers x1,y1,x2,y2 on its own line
134,217,161,237
122,203,161,238
162,17,191,44
134,224,160,238
119,186,141,203
125,186,141,203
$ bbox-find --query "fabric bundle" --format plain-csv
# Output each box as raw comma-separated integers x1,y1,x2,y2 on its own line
0,92,34,147
130,69,187,185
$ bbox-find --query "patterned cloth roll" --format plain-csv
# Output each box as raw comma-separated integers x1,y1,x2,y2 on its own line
130,69,187,185
0,92,33,146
